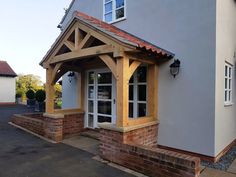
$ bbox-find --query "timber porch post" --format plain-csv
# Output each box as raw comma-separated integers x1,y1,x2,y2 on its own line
116,55,129,127
45,66,55,114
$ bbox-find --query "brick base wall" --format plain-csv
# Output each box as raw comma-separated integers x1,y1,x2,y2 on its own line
63,113,85,138
12,115,44,136
44,117,63,142
100,125,200,177
11,112,85,142
123,124,158,146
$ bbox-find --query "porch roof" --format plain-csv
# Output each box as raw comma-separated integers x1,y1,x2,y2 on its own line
40,11,174,66
73,11,174,57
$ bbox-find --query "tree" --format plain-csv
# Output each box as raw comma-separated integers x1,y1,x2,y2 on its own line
16,74,43,99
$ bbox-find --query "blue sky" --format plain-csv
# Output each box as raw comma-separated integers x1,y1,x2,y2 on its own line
0,0,70,82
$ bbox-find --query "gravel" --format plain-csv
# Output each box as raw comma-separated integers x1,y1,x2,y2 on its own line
201,145,236,171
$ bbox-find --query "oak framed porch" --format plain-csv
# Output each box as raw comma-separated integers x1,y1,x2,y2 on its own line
40,11,174,129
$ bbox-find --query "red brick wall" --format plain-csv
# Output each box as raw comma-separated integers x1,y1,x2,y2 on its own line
123,124,158,146
44,117,63,142
100,127,200,177
12,115,44,136
12,112,85,142
63,113,85,138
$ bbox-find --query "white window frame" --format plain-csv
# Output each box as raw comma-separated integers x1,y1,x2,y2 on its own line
129,66,147,118
103,0,126,24
224,62,233,106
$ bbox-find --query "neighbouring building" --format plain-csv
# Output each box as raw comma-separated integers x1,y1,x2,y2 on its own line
37,0,236,176
0,61,17,104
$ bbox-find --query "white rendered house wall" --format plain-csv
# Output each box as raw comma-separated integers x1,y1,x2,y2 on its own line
0,77,15,103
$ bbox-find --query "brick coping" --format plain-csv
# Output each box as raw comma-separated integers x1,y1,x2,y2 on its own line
98,121,159,133
43,111,85,119
13,114,44,123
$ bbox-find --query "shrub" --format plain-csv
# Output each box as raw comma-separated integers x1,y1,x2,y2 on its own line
35,90,46,102
26,89,35,100
15,91,22,98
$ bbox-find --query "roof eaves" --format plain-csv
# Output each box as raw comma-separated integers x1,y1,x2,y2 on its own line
58,0,76,28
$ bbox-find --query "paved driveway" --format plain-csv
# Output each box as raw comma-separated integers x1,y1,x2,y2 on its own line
0,105,134,177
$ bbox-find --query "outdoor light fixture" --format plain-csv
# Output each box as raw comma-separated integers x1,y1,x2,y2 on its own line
170,59,181,78
67,72,75,83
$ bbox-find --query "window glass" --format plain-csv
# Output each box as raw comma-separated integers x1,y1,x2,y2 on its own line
128,66,147,118
89,72,94,84
104,0,126,23
129,85,133,100
138,85,146,101
116,0,124,8
116,8,124,19
105,2,112,13
138,103,146,117
137,66,147,83
129,102,133,118
98,116,111,123
97,86,112,99
97,73,112,84
88,101,94,113
105,13,112,23
88,86,94,99
88,114,94,127
97,101,111,115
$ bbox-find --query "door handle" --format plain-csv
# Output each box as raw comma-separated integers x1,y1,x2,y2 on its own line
113,99,116,104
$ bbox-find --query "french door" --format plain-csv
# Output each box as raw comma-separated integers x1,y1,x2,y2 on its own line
86,69,116,128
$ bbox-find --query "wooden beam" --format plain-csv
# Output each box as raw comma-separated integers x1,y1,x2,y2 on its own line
64,41,75,51
78,22,135,51
116,56,129,127
147,64,158,120
50,45,114,64
75,24,81,50
99,55,117,79
126,53,157,65
77,33,92,50
63,64,82,73
53,69,67,85
51,63,63,85
128,60,141,80
45,67,55,114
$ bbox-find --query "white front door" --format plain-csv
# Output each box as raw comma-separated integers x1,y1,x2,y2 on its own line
86,69,116,128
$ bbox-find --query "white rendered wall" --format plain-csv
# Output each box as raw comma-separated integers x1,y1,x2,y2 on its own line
215,0,236,156
61,0,217,156
0,77,15,103
61,72,79,109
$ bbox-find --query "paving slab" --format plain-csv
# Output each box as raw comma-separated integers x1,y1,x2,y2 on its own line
201,168,236,177
62,135,100,155
228,159,236,174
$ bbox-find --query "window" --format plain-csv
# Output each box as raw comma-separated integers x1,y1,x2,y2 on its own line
103,0,126,23
129,66,147,118
224,62,233,105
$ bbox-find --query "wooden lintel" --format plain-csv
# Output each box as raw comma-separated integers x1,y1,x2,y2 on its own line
126,53,157,65
50,45,114,64
99,55,117,79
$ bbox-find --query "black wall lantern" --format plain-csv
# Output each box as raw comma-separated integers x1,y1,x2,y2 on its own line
170,59,181,78
67,71,75,83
